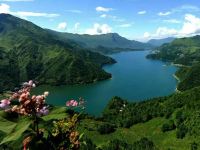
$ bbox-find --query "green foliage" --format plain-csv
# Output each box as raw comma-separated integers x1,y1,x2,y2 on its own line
97,122,116,134
147,35,200,65
161,120,176,132
147,35,200,91
0,14,116,92
191,142,198,150
47,30,153,53
101,138,157,150
176,124,187,139
177,63,200,91
102,87,200,141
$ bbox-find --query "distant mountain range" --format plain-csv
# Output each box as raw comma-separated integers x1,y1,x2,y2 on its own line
0,14,116,92
47,30,153,53
147,37,175,47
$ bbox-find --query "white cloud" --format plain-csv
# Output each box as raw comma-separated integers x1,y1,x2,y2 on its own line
100,14,107,18
96,6,113,12
0,3,59,18
159,5,200,17
74,22,80,31
143,32,150,38
85,23,112,35
138,10,146,15
163,19,181,24
158,11,171,16
100,14,116,19
143,14,200,40
0,0,33,1
117,23,132,28
66,10,82,14
180,14,200,36
175,5,200,13
57,22,67,30
0,3,10,13
14,11,59,18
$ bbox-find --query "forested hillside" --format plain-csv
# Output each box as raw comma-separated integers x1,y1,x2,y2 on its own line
0,14,116,93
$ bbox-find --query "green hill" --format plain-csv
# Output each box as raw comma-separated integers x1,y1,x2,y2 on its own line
47,30,153,54
147,35,200,65
0,14,116,93
147,35,200,91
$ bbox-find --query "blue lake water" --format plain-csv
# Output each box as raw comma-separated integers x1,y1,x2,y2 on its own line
34,51,178,116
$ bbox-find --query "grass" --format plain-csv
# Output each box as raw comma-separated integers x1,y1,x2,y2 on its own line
79,117,199,150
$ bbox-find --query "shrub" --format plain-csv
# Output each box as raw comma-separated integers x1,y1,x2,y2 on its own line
191,142,198,150
161,120,176,132
97,122,116,134
176,124,187,139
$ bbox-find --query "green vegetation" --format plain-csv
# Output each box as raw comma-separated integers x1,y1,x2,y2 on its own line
176,64,200,91
47,30,153,54
147,35,200,91
147,35,200,65
0,14,116,93
1,12,200,150
1,86,200,149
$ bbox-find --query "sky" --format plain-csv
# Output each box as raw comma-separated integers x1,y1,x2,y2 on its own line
0,0,200,41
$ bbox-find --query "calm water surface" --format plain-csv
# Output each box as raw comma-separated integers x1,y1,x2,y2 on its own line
34,51,178,116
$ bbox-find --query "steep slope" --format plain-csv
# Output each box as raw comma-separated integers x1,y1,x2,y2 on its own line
147,37,175,47
0,14,116,92
47,30,153,53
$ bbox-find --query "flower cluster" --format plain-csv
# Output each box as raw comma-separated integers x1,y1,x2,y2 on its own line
0,80,49,116
66,99,78,107
66,97,85,109
0,99,10,109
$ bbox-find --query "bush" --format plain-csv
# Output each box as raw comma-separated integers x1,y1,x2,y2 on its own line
176,124,187,139
102,138,157,150
191,142,198,150
97,122,116,134
161,120,176,132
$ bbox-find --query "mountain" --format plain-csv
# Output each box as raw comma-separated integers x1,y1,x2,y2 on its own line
0,14,116,92
147,35,200,65
147,37,175,47
47,30,153,53
147,35,200,91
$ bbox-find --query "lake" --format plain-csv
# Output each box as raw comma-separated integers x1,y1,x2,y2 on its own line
34,51,178,116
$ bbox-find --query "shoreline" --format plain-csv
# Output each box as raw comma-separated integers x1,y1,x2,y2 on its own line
173,74,181,93
171,62,189,68
173,74,180,82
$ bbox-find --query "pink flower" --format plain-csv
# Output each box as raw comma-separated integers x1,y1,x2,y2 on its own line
36,95,44,102
66,99,78,107
0,99,10,109
72,101,78,106
28,80,33,86
37,106,49,116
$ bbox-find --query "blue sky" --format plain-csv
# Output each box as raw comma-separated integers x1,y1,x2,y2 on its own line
0,0,200,41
